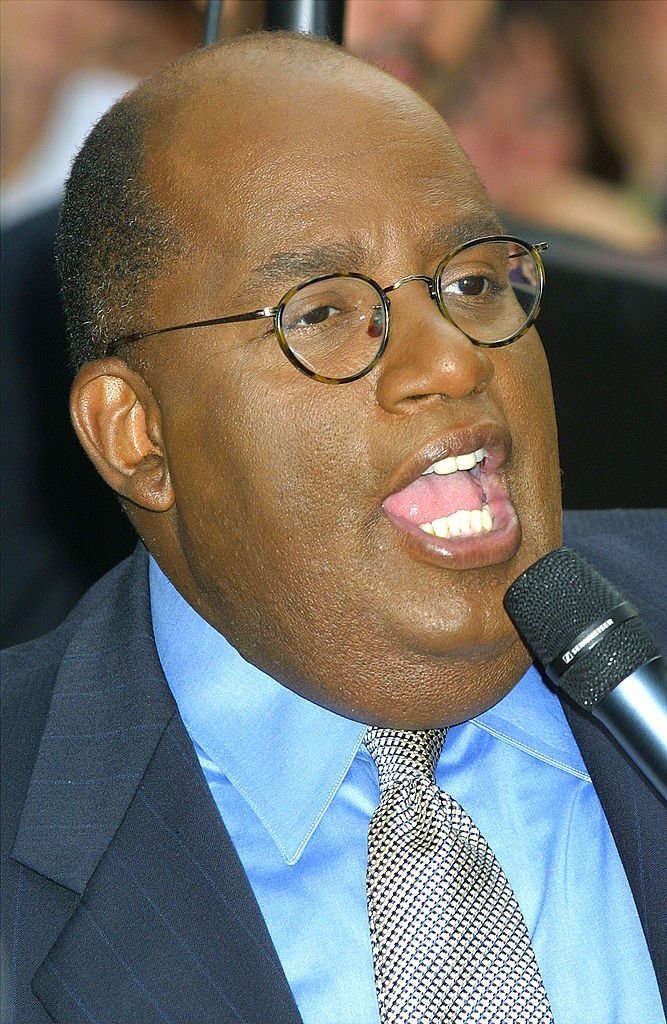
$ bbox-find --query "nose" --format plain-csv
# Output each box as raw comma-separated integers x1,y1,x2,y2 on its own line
375,285,495,414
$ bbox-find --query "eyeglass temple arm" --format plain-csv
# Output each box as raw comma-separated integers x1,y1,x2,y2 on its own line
107,307,278,354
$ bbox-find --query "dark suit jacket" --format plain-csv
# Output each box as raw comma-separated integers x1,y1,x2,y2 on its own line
2,509,666,1023
0,206,135,648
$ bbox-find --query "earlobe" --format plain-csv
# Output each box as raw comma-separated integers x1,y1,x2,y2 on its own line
70,359,175,512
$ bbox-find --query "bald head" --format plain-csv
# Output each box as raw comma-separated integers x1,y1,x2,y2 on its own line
57,31,474,369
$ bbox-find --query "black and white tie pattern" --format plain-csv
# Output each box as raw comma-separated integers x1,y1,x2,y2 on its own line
364,727,554,1024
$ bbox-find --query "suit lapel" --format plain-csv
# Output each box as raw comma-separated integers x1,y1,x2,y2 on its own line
562,697,667,1003
31,713,301,1023
11,547,301,1024
11,559,175,894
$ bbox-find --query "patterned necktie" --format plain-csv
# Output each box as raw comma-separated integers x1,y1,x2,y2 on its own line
364,727,554,1024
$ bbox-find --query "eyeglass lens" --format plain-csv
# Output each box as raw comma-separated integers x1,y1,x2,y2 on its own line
438,239,540,345
280,276,384,380
280,240,540,381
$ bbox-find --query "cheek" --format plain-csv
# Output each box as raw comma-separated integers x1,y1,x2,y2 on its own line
163,365,359,584
161,370,380,688
493,336,562,544
495,335,558,447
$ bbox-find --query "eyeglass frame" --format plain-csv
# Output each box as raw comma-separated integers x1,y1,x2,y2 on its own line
106,235,548,385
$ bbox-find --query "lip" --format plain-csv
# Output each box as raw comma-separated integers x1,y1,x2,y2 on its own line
382,422,512,499
381,421,521,570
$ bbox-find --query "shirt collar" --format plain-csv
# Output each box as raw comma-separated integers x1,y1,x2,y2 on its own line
471,667,590,781
149,557,364,865
149,557,587,864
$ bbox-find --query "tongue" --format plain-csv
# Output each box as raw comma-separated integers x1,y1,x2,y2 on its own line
384,471,484,524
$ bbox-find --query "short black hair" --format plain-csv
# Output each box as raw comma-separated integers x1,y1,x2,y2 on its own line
56,94,180,371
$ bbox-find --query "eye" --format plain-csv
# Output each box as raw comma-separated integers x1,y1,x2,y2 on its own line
283,284,357,335
440,264,509,307
448,274,490,297
294,303,339,328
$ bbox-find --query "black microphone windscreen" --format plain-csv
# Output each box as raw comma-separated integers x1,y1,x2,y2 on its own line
504,547,660,707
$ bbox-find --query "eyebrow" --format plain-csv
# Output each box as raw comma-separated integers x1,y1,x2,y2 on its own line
249,240,371,290
423,215,504,256
247,214,504,294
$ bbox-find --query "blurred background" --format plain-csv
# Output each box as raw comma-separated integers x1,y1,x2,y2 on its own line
2,0,666,645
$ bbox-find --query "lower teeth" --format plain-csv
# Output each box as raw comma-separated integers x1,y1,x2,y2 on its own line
420,504,493,539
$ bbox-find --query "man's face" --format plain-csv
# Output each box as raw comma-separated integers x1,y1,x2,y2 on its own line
136,59,561,728
344,0,495,94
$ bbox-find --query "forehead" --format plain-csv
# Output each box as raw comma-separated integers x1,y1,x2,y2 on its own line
144,53,495,308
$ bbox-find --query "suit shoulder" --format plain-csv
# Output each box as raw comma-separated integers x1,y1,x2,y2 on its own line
1,632,65,856
563,509,666,641
563,508,666,545
2,629,68,720
1,553,129,698
1,553,143,853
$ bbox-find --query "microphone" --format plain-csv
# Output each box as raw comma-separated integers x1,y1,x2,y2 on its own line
504,547,667,801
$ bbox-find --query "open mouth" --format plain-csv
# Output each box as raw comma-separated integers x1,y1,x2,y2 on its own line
381,434,520,566
416,447,492,538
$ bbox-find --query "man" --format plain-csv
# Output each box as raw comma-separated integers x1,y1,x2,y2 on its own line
1,32,665,1024
344,0,496,107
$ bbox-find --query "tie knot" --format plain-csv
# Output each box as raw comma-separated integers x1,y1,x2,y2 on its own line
364,727,445,794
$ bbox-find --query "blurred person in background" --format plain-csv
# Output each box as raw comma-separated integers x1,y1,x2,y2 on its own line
441,0,666,253
344,0,497,112
1,0,263,226
581,0,667,225
345,0,665,254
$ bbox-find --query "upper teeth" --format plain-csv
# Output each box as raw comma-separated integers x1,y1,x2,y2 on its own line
422,447,486,475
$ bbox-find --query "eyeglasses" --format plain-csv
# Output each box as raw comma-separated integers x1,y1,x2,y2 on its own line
107,235,547,384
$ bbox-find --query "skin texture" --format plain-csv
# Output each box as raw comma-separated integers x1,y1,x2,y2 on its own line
71,36,562,729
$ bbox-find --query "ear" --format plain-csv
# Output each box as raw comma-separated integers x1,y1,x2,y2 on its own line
70,358,174,513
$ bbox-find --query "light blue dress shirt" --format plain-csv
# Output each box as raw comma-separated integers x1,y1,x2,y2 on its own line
149,557,664,1024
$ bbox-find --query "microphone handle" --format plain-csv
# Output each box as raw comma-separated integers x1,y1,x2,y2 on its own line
590,656,667,801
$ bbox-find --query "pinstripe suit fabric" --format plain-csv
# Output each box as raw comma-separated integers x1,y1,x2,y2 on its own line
2,510,665,1023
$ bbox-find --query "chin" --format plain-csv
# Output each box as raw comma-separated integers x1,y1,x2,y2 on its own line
361,683,514,730
382,583,517,663
337,633,529,731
